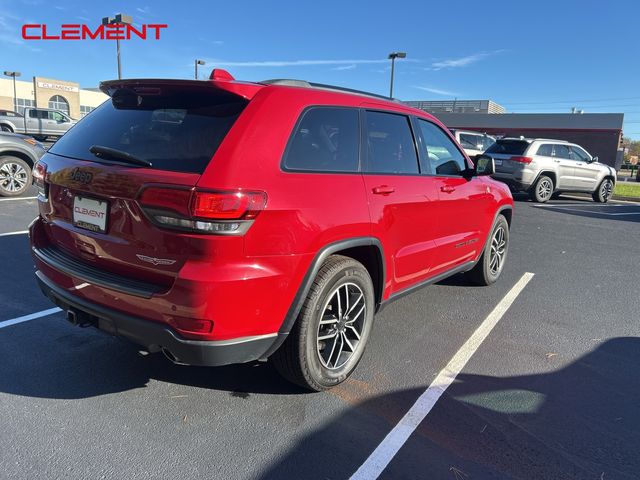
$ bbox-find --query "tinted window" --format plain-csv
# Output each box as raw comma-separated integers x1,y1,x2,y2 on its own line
536,144,553,156
50,87,247,174
283,107,359,172
570,146,590,161
554,144,571,159
364,111,418,174
486,140,530,155
418,120,467,175
482,135,495,150
459,133,482,150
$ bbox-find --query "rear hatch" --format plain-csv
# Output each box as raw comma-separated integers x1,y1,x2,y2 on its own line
485,139,531,173
36,80,249,289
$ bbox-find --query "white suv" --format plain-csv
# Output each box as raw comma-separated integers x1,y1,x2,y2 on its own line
486,137,616,203
449,129,496,158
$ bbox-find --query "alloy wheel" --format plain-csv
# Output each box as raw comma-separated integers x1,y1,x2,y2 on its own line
601,180,613,200
489,226,507,275
316,282,366,370
0,161,28,193
537,179,552,201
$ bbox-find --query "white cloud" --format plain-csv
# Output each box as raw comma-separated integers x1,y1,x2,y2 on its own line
209,59,389,68
413,85,459,97
136,6,151,14
332,64,356,71
428,50,505,71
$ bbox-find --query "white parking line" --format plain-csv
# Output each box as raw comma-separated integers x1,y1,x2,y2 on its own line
0,307,62,330
350,272,535,480
0,196,37,202
0,230,29,237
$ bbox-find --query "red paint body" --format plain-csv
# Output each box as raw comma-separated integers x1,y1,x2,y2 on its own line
29,75,513,346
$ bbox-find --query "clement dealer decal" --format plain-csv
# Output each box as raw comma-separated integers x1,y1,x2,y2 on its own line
22,23,168,40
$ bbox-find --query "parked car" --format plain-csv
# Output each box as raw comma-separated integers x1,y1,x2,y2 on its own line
0,107,77,141
450,129,496,158
0,131,46,196
29,71,513,391
486,137,616,203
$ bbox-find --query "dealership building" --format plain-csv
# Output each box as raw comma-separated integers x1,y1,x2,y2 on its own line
0,76,108,119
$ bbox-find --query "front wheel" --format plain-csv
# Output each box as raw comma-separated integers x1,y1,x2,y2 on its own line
467,215,509,286
0,124,13,133
0,156,31,197
593,178,613,203
271,255,375,391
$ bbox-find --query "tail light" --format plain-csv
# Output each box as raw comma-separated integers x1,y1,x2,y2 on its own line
32,160,48,198
510,156,533,164
138,186,267,235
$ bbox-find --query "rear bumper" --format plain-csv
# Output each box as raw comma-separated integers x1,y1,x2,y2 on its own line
36,270,284,366
491,173,533,192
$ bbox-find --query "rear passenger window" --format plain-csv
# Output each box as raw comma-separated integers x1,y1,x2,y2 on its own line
417,120,467,175
283,107,359,172
364,111,418,174
554,144,571,159
537,144,553,156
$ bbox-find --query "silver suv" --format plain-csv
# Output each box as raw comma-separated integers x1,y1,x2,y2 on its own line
486,138,616,203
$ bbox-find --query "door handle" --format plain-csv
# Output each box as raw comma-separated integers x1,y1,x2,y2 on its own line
372,185,395,195
440,185,456,194
554,160,561,163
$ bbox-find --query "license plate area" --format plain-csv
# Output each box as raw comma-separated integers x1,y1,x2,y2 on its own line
494,159,503,166
73,196,108,233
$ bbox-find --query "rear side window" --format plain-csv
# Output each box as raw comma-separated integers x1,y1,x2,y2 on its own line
536,144,553,156
364,111,418,174
554,144,571,159
49,86,247,174
282,107,359,172
417,120,467,175
459,133,482,150
486,140,530,155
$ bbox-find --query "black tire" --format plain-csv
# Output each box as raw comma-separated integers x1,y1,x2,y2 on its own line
530,175,554,203
593,178,613,203
467,215,509,286
0,156,31,197
271,255,375,391
0,124,13,133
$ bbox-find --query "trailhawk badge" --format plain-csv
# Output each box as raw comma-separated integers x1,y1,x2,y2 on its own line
136,254,176,266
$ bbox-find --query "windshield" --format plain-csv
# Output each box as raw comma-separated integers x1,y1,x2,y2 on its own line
50,86,247,174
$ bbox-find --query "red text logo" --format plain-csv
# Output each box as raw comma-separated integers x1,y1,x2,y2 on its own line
22,24,168,40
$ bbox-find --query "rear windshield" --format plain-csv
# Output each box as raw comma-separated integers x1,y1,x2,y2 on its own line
50,86,247,174
485,140,530,156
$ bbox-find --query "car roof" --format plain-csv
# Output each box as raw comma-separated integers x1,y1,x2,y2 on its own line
99,69,435,121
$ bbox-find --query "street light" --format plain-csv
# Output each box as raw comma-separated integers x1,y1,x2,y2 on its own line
102,13,133,79
3,71,21,112
388,52,406,99
195,59,206,79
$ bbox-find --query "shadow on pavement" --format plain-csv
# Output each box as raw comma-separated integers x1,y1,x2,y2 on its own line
258,337,640,479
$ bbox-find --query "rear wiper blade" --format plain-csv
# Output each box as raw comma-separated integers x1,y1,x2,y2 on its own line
89,145,152,167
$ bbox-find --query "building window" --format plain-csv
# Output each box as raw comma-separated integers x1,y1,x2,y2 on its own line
48,95,70,115
80,105,95,117
15,98,35,116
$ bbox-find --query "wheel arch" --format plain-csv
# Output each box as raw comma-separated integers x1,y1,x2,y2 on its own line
278,237,385,336
0,149,36,169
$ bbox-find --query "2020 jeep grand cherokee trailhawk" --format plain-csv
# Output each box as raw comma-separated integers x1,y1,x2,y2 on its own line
29,70,513,391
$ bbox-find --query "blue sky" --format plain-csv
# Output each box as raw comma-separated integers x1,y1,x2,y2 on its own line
2,0,639,138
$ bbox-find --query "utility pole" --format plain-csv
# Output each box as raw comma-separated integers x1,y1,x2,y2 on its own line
102,14,133,79
195,59,206,79
388,52,406,98
3,71,21,112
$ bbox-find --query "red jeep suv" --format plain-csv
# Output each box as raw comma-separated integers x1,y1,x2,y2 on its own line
29,70,513,391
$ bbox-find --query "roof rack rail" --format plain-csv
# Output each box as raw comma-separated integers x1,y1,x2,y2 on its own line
260,78,401,103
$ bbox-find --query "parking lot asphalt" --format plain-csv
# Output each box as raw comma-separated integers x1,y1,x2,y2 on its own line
1,192,639,480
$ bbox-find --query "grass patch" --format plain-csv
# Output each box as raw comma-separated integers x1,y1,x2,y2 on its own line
614,182,640,198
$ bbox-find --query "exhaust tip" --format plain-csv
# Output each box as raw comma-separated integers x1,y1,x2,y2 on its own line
161,347,188,366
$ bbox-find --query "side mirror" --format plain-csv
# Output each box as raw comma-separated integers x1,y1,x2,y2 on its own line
591,156,599,163
474,154,495,176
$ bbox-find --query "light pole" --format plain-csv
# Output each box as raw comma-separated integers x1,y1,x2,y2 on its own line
388,52,406,99
195,59,206,79
3,71,21,112
102,13,133,79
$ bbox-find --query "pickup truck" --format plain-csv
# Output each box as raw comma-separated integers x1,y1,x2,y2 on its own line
0,107,77,141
